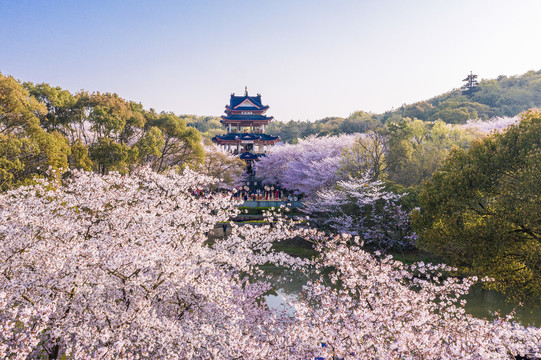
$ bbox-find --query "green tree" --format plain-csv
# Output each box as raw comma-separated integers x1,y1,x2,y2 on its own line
23,82,78,135
461,71,480,97
386,118,474,187
183,115,223,138
339,130,388,181
340,111,383,133
147,113,204,172
87,92,133,140
119,101,146,145
413,109,541,302
400,101,435,121
134,126,164,164
1,73,44,134
0,74,70,190
68,139,93,171
276,120,302,143
0,134,27,189
194,146,245,190
89,137,130,174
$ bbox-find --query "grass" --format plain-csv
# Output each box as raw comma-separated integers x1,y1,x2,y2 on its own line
271,238,318,258
388,248,444,266
268,242,445,266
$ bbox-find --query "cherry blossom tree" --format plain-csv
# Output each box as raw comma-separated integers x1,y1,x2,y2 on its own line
294,235,541,359
255,134,358,196
0,167,307,359
0,292,54,360
303,175,416,250
1,168,540,359
461,116,519,134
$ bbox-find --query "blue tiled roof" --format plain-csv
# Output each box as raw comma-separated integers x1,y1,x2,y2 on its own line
230,94,265,109
239,152,264,160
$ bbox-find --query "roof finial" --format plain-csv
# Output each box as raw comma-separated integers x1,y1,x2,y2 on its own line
244,86,248,96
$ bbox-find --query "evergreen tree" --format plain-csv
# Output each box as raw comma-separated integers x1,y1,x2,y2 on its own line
461,71,480,96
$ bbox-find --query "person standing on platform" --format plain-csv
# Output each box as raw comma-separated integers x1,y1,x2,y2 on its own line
222,223,228,237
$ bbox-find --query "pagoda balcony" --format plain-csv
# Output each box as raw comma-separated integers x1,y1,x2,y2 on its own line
225,107,269,114
212,133,280,146
220,114,274,127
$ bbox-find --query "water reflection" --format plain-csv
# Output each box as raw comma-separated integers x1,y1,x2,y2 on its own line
262,265,541,327
265,290,296,316
463,285,541,327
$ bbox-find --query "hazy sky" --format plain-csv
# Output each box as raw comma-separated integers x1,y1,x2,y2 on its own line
1,0,541,122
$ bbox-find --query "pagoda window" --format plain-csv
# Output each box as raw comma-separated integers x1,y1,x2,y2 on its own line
241,111,253,115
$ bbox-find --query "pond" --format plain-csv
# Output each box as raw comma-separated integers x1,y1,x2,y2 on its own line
464,285,541,327
263,264,541,327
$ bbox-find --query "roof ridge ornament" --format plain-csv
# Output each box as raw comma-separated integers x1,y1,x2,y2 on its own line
245,86,248,96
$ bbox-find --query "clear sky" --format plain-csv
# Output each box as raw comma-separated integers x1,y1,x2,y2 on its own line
1,0,541,122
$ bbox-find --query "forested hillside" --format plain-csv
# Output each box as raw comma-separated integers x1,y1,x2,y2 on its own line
384,69,541,122
187,69,541,143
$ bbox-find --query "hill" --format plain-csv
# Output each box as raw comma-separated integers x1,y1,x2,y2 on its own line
188,69,541,143
383,69,541,123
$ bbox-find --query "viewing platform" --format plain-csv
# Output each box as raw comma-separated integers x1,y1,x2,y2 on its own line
240,200,303,208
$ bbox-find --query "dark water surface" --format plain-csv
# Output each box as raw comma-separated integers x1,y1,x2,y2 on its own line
463,285,541,327
263,265,541,327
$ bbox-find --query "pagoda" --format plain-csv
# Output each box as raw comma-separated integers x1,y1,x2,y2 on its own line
212,87,280,173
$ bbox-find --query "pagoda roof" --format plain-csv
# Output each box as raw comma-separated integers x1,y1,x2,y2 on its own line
239,152,265,160
226,92,269,111
221,114,274,121
212,133,279,142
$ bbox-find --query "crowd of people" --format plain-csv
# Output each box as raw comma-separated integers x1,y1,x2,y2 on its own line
191,186,301,204
232,188,299,202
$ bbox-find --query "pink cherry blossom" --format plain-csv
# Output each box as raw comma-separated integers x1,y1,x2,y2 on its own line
1,168,539,359
256,134,358,196
304,175,416,249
